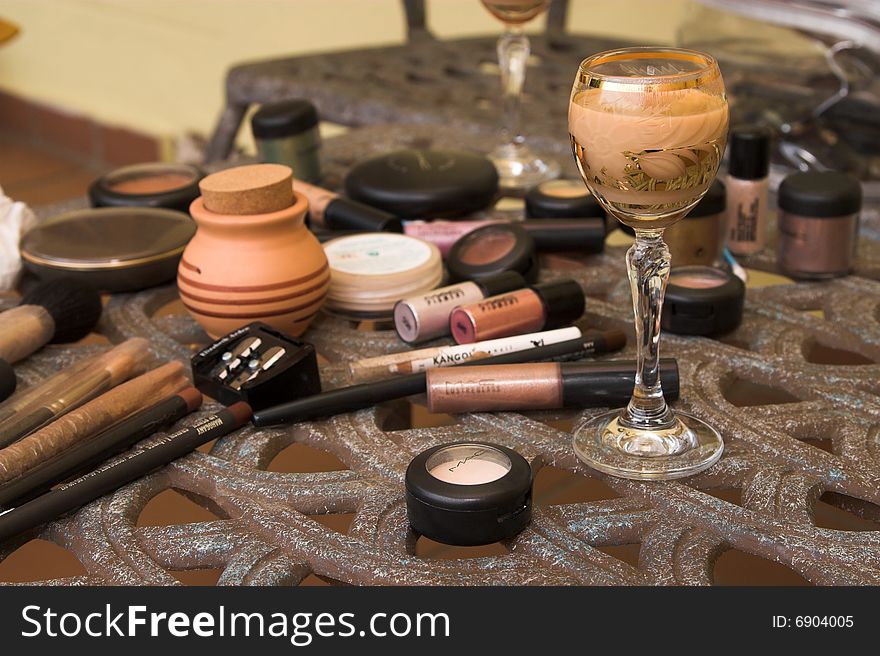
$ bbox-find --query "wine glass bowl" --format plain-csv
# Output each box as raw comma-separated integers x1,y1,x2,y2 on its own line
569,48,729,480
569,48,728,230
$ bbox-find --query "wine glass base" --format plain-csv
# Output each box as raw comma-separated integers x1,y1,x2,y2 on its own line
489,142,560,190
573,410,723,480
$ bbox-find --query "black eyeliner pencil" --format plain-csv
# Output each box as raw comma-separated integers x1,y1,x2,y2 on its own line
252,334,624,427
0,402,251,545
0,388,203,510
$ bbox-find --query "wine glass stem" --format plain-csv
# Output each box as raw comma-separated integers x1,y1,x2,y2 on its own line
622,229,675,430
497,27,529,146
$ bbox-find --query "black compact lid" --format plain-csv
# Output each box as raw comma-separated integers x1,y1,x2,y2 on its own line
20,207,196,292
475,271,528,297
405,441,532,546
662,266,745,336
728,125,771,180
524,179,604,219
687,179,726,218
446,223,538,283
88,162,203,213
533,279,585,329
778,171,863,218
344,149,499,218
251,99,319,139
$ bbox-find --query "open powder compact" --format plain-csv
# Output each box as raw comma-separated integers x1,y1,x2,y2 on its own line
405,441,532,546
88,162,203,212
446,223,538,283
662,265,745,336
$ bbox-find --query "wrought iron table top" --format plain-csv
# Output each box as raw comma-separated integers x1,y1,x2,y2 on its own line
1,122,878,586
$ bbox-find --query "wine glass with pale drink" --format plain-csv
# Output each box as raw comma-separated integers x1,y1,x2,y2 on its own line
568,47,729,479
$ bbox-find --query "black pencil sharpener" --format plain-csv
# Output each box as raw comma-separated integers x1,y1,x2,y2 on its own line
191,322,321,411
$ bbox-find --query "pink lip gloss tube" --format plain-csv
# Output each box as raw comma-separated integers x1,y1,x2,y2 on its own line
393,271,526,343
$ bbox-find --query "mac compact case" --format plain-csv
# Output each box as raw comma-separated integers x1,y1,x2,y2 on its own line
446,223,539,283
524,178,604,220
777,171,862,279
450,279,585,344
344,149,499,218
88,162,203,212
662,266,745,336
394,271,526,343
405,441,532,546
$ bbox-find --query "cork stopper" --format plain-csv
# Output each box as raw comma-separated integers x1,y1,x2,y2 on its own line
199,163,294,215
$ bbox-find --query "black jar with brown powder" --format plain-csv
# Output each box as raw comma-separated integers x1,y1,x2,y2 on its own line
777,171,862,279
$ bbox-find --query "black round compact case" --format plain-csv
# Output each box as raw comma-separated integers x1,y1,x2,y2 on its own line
446,223,538,283
20,207,196,292
343,149,499,218
88,162,203,212
405,441,533,546
662,265,745,336
524,178,604,219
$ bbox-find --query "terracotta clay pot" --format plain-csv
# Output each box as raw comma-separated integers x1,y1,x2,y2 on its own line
178,190,329,338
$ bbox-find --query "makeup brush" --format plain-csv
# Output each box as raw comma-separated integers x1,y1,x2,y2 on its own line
0,338,151,448
0,278,102,402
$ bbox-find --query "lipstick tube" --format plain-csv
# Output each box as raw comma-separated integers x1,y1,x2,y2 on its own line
393,271,526,343
295,179,403,232
426,359,679,413
450,279,585,344
351,326,602,382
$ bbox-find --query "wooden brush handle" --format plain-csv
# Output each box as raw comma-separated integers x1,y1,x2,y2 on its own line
0,360,189,483
0,306,54,363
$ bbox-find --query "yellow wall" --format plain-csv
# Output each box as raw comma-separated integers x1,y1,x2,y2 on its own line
0,0,692,141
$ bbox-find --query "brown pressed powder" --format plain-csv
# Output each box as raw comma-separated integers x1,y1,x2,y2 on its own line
108,172,195,195
668,271,726,289
538,179,590,199
457,229,517,266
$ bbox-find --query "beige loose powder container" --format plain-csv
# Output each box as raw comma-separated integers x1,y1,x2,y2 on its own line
322,233,443,320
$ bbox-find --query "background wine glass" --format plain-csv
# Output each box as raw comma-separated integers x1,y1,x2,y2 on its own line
568,47,729,480
480,0,560,190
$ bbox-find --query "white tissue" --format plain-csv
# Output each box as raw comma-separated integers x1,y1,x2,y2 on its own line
0,184,37,291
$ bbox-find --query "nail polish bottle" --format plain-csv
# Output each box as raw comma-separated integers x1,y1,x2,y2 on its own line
726,125,771,256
